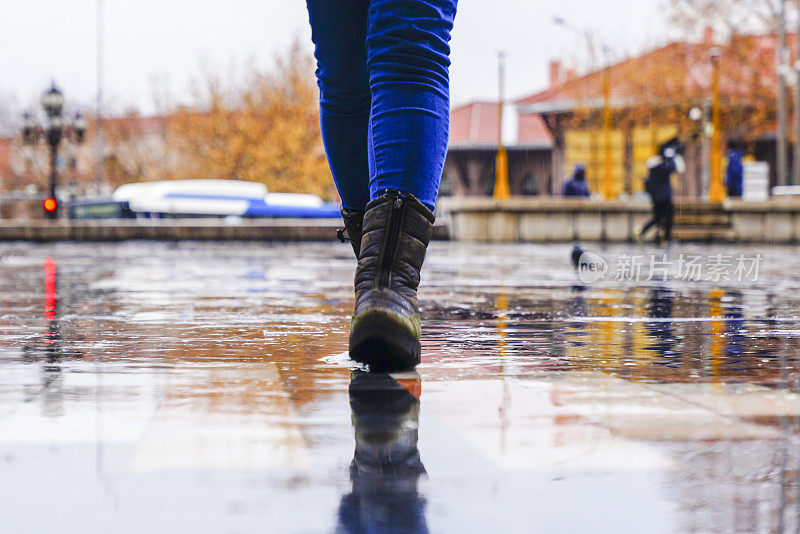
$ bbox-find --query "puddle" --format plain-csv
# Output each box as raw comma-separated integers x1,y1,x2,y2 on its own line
1,241,800,533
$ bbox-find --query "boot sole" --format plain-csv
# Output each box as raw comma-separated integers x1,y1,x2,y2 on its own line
349,313,421,372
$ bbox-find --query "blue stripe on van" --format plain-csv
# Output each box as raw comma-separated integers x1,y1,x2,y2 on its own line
243,200,341,219
157,194,341,218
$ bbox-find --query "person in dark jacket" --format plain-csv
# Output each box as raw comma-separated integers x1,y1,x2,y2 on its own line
563,164,591,197
726,143,744,198
641,141,684,243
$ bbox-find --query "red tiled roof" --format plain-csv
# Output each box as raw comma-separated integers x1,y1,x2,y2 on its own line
516,42,704,110
450,101,552,148
450,101,500,146
516,33,794,113
517,113,552,145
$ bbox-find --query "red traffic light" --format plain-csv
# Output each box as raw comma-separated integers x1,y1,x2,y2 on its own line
43,198,57,213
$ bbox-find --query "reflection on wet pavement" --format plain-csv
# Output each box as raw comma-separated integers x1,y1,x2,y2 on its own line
340,372,426,533
2,241,800,532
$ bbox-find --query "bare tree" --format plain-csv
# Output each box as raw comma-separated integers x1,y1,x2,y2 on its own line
669,0,795,37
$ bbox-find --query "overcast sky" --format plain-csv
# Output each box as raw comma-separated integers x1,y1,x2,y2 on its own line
0,0,667,117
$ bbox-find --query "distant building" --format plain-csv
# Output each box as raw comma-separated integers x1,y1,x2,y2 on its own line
515,30,794,197
0,136,12,190
442,101,553,198
0,113,171,196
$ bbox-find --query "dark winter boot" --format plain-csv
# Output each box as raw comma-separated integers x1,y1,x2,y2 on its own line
350,190,435,371
337,207,365,259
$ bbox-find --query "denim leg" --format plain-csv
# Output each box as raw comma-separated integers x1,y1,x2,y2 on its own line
366,0,458,210
306,0,372,210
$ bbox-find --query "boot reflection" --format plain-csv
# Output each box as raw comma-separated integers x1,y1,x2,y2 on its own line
337,370,428,534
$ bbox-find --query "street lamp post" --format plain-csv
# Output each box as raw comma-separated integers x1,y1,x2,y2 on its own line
43,85,65,215
777,0,790,186
21,83,87,220
689,106,707,196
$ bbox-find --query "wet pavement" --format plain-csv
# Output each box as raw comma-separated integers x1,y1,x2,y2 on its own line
2,240,800,533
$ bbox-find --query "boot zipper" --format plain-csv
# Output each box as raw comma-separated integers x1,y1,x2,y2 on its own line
378,192,404,287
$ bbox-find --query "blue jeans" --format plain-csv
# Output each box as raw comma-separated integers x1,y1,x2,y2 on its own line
306,0,458,211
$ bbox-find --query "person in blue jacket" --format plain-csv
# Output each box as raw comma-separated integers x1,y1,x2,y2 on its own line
563,164,591,197
726,143,744,198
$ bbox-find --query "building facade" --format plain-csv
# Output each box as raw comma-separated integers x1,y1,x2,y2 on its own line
442,101,554,198
516,31,793,198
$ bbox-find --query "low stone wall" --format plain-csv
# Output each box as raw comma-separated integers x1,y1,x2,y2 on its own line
0,219,341,242
724,200,800,244
0,219,451,243
5,200,800,244
441,197,800,244
442,198,652,243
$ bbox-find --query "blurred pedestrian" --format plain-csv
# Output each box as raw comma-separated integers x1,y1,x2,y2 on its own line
306,0,458,370
726,142,744,198
562,164,591,197
641,140,684,243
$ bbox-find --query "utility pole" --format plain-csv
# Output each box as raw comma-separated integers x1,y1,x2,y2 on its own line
96,0,105,195
494,51,510,200
602,46,614,200
795,0,800,185
778,0,789,186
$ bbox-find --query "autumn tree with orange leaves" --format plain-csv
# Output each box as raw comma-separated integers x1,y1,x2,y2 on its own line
166,41,335,200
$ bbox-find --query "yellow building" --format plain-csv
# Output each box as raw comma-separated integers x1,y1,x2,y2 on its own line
564,126,678,196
